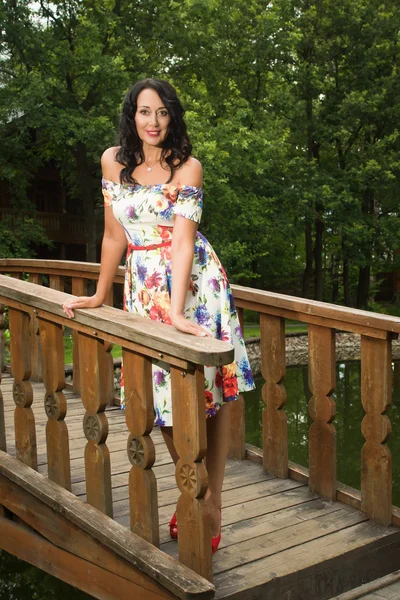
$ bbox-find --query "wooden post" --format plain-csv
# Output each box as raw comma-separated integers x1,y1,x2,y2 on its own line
0,302,5,373
228,306,246,460
29,275,42,382
39,318,71,491
71,277,87,395
0,364,5,452
308,325,336,500
260,314,288,478
360,335,392,525
103,286,115,406
8,308,37,469
79,331,113,517
171,365,212,582
49,275,64,291
123,349,159,546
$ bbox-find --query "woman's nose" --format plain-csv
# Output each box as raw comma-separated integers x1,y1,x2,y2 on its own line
149,112,159,125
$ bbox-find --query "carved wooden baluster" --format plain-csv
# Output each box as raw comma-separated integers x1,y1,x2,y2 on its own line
78,331,113,516
71,277,87,395
260,314,288,478
29,274,42,382
0,302,5,374
170,365,211,582
228,306,246,460
8,309,37,469
123,349,159,545
361,335,392,525
308,325,336,500
103,287,115,406
39,318,71,490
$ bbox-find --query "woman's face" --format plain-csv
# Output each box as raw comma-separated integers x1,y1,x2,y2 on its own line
134,88,171,147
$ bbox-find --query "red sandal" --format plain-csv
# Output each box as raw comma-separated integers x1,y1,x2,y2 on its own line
211,509,222,553
169,512,178,539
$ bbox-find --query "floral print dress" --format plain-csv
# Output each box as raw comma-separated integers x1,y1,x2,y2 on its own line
102,178,255,426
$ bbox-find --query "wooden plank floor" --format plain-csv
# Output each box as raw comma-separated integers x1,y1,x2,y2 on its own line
2,372,400,600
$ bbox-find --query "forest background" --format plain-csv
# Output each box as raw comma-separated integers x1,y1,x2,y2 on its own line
0,0,400,310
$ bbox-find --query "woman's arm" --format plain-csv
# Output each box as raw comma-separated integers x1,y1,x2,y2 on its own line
170,158,211,338
63,150,127,318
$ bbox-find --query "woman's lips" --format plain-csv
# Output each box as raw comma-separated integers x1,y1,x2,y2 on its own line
146,130,160,137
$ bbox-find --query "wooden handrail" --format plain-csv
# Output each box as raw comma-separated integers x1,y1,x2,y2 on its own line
1,259,399,336
0,451,214,599
0,275,233,367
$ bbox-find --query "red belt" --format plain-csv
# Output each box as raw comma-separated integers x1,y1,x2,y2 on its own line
127,240,171,254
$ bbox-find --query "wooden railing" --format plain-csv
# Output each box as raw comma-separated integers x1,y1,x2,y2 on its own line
0,259,400,530
0,270,235,586
232,286,400,527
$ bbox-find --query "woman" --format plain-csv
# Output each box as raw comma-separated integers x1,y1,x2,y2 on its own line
62,78,255,552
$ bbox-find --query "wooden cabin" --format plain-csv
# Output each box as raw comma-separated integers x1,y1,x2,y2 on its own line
0,259,400,600
0,167,99,261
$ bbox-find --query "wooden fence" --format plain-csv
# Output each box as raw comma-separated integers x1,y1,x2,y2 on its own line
1,259,400,530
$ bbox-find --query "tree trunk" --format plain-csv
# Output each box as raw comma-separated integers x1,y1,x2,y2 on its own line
75,142,97,262
302,221,313,298
356,189,374,309
356,265,370,309
343,257,351,306
314,203,324,301
331,253,339,304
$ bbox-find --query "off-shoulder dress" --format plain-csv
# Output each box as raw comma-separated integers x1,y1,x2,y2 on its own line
102,178,255,426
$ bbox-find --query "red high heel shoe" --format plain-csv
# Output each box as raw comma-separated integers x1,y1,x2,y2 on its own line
211,509,222,554
169,512,178,539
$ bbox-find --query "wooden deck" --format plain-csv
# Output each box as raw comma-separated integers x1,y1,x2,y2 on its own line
2,372,400,600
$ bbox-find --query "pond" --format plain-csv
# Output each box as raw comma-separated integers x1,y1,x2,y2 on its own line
245,360,400,505
1,360,399,598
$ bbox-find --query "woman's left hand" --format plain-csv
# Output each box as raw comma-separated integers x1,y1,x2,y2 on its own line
171,314,212,338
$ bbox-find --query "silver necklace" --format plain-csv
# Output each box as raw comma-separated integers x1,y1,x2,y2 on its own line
144,158,161,172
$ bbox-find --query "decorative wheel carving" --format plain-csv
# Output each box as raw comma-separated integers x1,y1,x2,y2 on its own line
128,437,145,466
83,414,100,441
13,383,25,407
44,393,58,419
13,381,32,408
179,464,196,492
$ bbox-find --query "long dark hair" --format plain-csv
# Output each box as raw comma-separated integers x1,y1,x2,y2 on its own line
116,78,192,184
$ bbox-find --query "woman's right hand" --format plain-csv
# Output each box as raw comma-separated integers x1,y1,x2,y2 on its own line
62,294,103,319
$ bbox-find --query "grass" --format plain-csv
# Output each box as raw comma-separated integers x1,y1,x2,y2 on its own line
243,319,307,339
63,335,122,364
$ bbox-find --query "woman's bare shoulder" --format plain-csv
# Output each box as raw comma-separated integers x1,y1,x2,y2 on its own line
177,156,203,187
101,146,122,180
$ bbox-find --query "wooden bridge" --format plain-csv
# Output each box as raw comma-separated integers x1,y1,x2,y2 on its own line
1,259,400,600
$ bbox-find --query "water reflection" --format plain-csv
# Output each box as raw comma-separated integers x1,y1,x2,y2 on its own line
245,360,400,505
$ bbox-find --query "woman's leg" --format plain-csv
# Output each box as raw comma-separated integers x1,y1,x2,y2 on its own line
160,426,180,464
161,403,230,536
205,403,230,535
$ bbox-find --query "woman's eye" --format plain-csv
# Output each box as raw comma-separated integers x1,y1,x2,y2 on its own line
158,110,169,117
140,110,149,115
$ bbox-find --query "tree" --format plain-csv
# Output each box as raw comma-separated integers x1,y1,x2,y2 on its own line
0,0,167,261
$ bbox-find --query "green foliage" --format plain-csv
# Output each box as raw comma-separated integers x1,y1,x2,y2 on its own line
0,0,399,305
0,215,51,258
